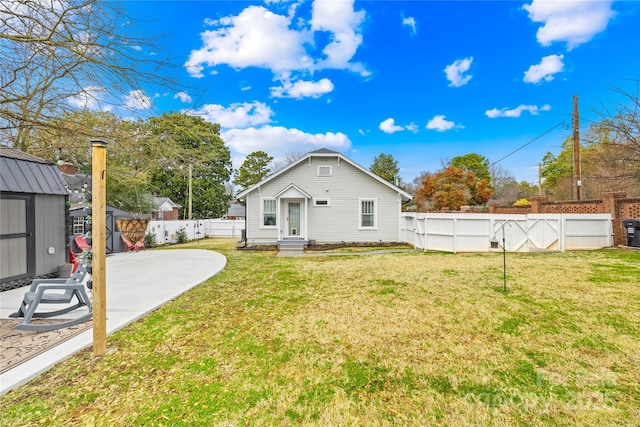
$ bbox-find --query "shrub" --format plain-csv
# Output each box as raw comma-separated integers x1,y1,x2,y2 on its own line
175,227,189,244
513,198,531,206
144,232,157,248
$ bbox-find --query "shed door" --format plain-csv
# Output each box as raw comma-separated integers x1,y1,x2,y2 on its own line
0,194,35,282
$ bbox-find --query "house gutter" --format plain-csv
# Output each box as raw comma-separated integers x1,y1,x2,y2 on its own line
238,198,247,248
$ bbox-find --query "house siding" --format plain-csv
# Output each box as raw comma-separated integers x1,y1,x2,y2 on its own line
244,156,403,245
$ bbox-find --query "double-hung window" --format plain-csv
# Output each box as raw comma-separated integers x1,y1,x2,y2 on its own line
359,199,376,229
262,198,277,227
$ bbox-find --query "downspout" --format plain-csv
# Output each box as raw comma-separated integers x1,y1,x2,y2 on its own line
238,198,248,248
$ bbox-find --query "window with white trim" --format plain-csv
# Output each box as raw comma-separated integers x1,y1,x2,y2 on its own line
261,198,277,227
73,217,85,235
313,198,331,206
317,165,332,177
359,199,376,228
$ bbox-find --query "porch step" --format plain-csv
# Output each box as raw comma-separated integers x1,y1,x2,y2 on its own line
277,240,307,256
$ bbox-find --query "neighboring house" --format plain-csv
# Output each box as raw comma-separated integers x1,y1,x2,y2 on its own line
223,202,246,220
236,149,412,246
153,197,181,220
0,148,69,290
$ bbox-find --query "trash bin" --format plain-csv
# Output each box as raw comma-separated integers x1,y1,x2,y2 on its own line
622,219,640,247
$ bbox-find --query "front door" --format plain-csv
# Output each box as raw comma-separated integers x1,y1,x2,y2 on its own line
287,202,301,238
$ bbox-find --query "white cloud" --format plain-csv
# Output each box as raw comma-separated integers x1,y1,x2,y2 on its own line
406,122,419,133
271,77,334,99
67,86,106,109
426,115,462,132
310,0,369,76
379,118,404,134
221,125,351,158
185,1,368,80
444,57,473,87
174,91,192,103
523,0,615,49
379,118,417,134
402,16,417,35
124,89,151,110
523,54,565,83
185,6,312,78
190,101,274,129
485,104,551,118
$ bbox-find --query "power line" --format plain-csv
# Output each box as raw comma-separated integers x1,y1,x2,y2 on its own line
490,121,567,167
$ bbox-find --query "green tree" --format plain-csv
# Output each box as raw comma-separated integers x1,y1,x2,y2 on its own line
31,110,161,213
518,181,539,199
541,137,573,188
148,113,232,218
449,153,491,184
233,151,273,191
370,153,400,184
540,137,576,199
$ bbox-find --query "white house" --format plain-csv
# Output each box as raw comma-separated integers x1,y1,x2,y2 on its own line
236,149,412,247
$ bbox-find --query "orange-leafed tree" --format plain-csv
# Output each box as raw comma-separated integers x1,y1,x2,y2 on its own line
416,166,492,211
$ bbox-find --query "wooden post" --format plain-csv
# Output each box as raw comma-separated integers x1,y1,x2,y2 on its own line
91,139,107,356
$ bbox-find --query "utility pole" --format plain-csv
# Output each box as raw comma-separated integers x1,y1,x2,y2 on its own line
573,95,581,200
538,163,542,196
188,163,193,220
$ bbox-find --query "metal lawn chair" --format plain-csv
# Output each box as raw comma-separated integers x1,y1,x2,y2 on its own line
9,264,92,331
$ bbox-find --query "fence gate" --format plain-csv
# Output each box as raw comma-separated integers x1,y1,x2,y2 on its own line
527,216,561,251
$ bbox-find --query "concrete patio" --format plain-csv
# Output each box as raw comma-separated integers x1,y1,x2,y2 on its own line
0,249,226,395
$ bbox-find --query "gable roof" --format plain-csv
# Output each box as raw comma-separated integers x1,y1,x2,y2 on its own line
153,197,181,209
273,183,312,199
236,149,412,201
0,147,69,195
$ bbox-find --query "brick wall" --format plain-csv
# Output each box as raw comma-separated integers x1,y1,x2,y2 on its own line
489,192,640,246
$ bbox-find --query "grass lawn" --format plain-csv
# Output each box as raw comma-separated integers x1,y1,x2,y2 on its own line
1,239,639,426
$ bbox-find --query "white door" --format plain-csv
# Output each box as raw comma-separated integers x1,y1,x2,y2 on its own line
287,202,301,237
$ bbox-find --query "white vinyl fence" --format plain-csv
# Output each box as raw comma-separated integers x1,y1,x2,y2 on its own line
146,219,245,244
401,213,613,252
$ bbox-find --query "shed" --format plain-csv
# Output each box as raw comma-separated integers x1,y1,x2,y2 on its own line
0,148,70,290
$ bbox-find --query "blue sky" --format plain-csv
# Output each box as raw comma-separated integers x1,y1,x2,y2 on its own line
109,0,640,186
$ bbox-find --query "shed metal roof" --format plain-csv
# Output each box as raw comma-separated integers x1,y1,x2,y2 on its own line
0,148,69,195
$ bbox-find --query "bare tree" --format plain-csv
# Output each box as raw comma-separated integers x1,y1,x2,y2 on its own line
0,0,179,149
270,151,305,172
588,81,640,195
490,164,519,204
